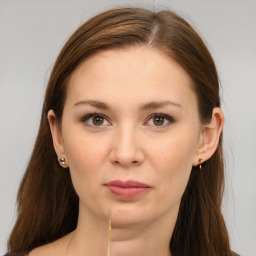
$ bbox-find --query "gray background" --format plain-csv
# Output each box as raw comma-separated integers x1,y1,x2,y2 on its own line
0,0,255,255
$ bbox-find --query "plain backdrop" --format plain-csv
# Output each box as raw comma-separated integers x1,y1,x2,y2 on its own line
0,0,255,255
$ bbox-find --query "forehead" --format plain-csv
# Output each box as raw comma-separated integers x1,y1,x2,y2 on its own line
66,46,197,112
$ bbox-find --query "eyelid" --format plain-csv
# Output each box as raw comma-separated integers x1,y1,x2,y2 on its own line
81,112,175,128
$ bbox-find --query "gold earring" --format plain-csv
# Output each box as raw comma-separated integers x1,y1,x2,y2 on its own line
199,158,203,170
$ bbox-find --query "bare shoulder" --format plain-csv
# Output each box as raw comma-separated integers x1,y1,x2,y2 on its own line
28,232,73,256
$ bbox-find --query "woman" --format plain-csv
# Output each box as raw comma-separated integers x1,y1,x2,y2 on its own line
5,6,239,256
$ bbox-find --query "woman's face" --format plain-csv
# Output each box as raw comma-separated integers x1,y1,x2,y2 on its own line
51,46,204,227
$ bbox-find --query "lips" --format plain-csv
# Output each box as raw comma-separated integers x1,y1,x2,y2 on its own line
105,180,151,198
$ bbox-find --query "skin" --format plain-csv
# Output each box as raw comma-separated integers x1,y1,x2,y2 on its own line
30,46,224,256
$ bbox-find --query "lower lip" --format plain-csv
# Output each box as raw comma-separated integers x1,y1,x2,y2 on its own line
106,185,151,198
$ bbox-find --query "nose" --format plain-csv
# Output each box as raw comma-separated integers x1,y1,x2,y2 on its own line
109,124,144,168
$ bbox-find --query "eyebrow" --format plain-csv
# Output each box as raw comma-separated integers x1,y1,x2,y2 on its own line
74,99,183,110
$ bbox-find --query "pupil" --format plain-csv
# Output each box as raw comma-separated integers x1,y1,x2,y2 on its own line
154,117,164,126
93,116,103,125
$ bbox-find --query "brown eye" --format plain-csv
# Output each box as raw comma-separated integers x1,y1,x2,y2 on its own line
82,113,110,127
92,116,104,126
148,113,174,127
153,116,165,126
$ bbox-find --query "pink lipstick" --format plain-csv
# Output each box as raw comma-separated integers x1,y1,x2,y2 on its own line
106,180,151,198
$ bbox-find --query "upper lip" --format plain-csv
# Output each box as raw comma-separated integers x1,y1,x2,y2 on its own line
106,180,151,188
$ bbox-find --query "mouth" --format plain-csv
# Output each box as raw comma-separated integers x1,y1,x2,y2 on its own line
105,180,152,198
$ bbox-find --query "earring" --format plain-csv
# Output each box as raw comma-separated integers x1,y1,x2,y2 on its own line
59,157,66,165
199,158,203,170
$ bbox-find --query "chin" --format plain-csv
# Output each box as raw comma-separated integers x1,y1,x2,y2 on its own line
109,207,152,229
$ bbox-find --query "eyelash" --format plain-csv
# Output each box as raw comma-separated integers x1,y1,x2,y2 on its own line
81,112,175,128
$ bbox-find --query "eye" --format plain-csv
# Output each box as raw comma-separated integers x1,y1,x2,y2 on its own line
81,112,175,128
81,113,110,127
147,113,175,127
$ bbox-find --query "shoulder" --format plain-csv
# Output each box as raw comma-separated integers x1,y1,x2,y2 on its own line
4,232,73,256
28,242,60,256
28,232,73,256
232,251,240,256
4,233,74,256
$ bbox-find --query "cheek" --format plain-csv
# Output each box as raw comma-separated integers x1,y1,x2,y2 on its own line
62,129,109,195
63,124,109,168
151,127,197,170
150,129,198,205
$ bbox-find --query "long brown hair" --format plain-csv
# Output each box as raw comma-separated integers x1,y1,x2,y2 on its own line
7,6,231,256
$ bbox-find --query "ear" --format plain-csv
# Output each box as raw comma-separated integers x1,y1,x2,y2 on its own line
193,107,224,166
48,110,68,167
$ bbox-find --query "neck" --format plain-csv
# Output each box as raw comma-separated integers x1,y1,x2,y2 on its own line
67,204,176,256
109,223,173,256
